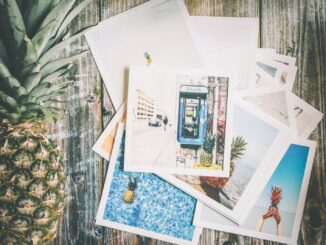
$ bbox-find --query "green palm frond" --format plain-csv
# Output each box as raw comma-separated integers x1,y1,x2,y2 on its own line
231,136,247,161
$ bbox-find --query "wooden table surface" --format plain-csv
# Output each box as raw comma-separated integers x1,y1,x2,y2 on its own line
50,0,326,244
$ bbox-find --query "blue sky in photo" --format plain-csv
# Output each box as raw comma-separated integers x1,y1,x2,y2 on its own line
233,105,279,169
256,61,277,77
255,144,309,213
103,134,196,241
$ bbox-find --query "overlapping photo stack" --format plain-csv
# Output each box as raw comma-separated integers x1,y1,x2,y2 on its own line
86,0,323,244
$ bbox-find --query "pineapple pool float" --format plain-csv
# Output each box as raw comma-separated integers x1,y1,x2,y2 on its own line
199,133,216,167
257,186,283,235
123,177,137,203
0,0,91,244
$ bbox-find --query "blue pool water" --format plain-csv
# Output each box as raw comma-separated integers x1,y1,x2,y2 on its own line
103,134,196,241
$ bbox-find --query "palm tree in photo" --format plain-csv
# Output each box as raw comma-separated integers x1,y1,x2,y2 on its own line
199,136,247,202
257,186,283,235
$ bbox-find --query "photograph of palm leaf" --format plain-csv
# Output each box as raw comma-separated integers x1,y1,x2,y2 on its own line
158,99,290,223
124,66,233,176
194,140,316,245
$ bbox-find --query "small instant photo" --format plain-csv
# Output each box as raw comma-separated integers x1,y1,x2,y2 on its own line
85,0,207,109
158,98,292,223
92,103,126,161
237,86,297,131
255,57,287,87
96,123,202,245
291,94,324,139
257,48,276,56
124,66,234,177
255,53,297,90
263,53,298,90
194,139,317,245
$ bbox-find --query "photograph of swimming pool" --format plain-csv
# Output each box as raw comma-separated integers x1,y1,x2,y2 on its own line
96,123,202,245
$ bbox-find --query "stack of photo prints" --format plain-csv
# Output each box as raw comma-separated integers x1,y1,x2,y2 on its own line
86,0,324,244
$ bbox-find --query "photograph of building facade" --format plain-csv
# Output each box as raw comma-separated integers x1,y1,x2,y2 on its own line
133,89,154,120
126,66,233,176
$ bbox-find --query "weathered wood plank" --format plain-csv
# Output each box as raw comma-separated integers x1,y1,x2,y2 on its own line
260,1,326,244
48,0,103,244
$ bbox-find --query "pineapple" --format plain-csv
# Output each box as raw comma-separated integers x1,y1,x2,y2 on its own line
0,0,92,244
199,133,216,167
270,186,282,208
123,177,137,203
200,136,247,200
258,186,283,235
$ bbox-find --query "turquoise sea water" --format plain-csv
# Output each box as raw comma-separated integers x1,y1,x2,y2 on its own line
103,134,196,241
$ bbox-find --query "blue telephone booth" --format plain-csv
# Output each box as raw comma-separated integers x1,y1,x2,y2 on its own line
177,85,208,146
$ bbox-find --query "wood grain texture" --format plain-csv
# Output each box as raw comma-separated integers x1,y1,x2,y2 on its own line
52,0,326,244
260,1,326,244
48,0,103,244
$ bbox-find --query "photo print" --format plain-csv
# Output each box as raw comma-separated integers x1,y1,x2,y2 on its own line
92,103,126,161
194,139,316,245
255,57,286,87
96,123,202,245
267,53,297,89
85,0,207,109
158,99,291,223
255,54,297,89
237,86,296,130
291,94,324,139
125,66,233,176
193,16,259,90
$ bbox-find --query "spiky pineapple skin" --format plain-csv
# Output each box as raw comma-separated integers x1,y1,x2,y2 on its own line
0,122,66,244
123,191,135,203
200,151,213,167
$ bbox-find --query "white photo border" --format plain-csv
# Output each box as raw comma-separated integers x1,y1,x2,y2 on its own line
158,96,292,224
85,0,209,109
262,53,298,90
255,53,297,90
193,138,317,245
96,123,203,245
192,16,259,90
236,86,297,134
124,65,234,177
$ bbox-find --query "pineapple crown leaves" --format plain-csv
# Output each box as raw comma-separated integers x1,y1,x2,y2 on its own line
0,0,93,124
128,177,137,191
230,136,247,161
270,186,282,206
203,133,216,153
